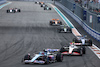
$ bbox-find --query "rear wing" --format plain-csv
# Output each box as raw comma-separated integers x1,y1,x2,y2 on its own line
45,49,60,52
70,43,92,46
52,19,59,21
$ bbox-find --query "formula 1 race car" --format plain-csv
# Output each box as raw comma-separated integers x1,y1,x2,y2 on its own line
60,42,86,56
39,2,45,5
73,35,92,46
57,25,72,33
7,8,21,13
50,19,62,26
44,6,51,10
41,4,47,7
22,49,63,64
35,2,39,4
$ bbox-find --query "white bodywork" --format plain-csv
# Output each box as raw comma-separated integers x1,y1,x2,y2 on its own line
69,45,78,54
10,9,12,12
64,28,67,32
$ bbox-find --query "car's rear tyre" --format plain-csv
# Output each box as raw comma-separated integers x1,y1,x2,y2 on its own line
67,28,72,33
60,21,62,25
88,40,92,46
80,50,83,56
7,10,9,13
56,52,63,62
41,5,43,7
60,47,66,52
49,8,51,10
18,9,21,12
35,2,37,4
49,21,52,25
78,48,83,56
82,46,86,54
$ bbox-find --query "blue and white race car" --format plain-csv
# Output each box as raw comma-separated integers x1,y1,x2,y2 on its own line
73,35,92,46
22,49,63,64
41,4,47,7
44,6,51,10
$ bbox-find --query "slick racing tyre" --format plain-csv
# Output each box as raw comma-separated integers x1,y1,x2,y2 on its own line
41,5,43,7
49,8,51,10
88,40,92,46
35,2,37,4
67,28,72,33
7,10,9,13
78,48,83,56
82,46,86,54
49,21,52,25
60,47,66,53
56,52,63,62
60,21,62,25
80,50,83,56
18,9,21,12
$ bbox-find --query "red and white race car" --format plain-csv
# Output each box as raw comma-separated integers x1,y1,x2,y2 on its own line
60,42,86,56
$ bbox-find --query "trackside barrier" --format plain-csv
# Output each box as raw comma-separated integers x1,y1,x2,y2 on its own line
0,0,6,5
55,2,100,42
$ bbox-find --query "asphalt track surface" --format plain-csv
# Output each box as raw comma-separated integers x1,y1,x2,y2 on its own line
0,1,100,67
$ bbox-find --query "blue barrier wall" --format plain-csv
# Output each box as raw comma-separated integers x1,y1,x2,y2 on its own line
55,1,100,41
0,0,6,5
58,0,100,32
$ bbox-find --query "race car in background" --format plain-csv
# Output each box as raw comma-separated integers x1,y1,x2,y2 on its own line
41,4,47,7
50,19,62,25
57,25,72,33
44,6,51,10
35,2,39,4
60,42,86,56
73,35,92,46
7,8,21,13
39,2,45,5
22,49,63,64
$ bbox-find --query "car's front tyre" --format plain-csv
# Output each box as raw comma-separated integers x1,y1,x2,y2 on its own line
56,52,63,62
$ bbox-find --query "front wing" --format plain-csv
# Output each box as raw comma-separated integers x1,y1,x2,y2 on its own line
61,51,81,56
24,60,45,64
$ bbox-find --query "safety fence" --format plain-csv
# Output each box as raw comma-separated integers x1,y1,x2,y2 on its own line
55,1,100,42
